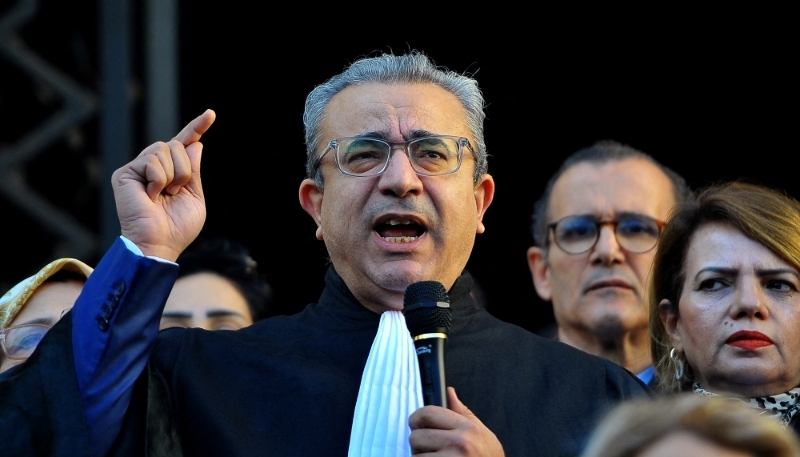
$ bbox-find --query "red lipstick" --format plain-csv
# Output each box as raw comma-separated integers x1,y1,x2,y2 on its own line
726,331,773,350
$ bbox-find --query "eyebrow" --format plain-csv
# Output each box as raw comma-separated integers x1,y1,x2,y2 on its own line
358,130,438,141
694,267,737,280
206,310,246,319
756,268,800,278
616,211,655,220
560,212,653,221
161,311,247,319
161,312,192,319
693,266,800,280
14,317,55,327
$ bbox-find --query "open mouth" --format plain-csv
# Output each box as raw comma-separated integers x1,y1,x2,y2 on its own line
374,217,426,243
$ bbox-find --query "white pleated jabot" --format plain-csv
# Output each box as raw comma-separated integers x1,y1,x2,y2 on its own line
348,311,423,457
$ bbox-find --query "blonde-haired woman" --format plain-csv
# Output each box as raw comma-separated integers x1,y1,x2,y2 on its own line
582,394,800,457
650,182,800,434
0,258,91,373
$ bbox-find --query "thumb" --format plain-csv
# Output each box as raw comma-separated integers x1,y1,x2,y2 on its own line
447,387,476,419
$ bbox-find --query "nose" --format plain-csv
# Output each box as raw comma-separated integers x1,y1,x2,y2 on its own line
377,147,423,198
731,278,769,320
589,225,625,266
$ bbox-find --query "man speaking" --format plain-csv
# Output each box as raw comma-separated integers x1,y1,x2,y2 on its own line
0,53,646,456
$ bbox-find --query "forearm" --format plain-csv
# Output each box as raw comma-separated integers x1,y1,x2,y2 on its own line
73,237,178,456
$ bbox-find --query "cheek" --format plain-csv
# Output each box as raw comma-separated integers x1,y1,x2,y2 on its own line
550,256,585,286
780,314,800,354
630,254,657,283
546,258,584,304
320,193,357,238
677,304,719,360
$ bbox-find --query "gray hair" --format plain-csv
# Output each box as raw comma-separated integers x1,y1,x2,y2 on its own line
303,52,488,188
530,140,692,249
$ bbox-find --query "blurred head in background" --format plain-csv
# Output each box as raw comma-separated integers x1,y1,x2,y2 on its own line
1,258,92,372
161,237,273,331
581,395,800,457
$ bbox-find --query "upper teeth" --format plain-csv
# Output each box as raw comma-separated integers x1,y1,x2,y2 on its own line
387,219,412,225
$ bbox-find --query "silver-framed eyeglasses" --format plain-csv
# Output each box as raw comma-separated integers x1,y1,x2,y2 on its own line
316,135,471,177
548,214,666,255
0,308,71,361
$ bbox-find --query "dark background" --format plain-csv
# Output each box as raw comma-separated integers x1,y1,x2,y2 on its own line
2,3,796,333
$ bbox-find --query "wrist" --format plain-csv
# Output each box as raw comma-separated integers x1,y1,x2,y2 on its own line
130,241,181,262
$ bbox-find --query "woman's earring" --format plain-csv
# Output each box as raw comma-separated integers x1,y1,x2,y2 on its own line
670,348,684,380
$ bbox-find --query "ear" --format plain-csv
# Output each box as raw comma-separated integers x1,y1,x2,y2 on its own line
527,246,553,301
473,174,495,234
299,179,324,240
659,299,683,352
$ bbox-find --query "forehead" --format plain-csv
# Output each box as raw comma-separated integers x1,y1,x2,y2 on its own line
685,223,791,272
166,273,250,315
13,281,83,325
549,158,676,221
319,83,470,146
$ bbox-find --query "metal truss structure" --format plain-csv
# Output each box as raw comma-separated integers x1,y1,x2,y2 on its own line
0,0,98,261
0,0,177,280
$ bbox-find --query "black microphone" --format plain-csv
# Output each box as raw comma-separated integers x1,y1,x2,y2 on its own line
403,281,452,408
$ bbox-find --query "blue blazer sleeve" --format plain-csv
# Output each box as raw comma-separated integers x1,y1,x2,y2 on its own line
73,237,179,456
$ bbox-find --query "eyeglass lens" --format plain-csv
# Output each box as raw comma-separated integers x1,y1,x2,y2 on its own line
553,215,661,254
338,137,460,176
2,324,49,360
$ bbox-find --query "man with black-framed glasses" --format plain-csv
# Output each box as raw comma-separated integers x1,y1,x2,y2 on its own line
528,141,691,386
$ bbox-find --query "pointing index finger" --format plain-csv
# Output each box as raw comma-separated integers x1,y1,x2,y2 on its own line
173,109,216,146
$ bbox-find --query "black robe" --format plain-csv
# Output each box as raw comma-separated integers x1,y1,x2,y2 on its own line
141,268,648,456
0,313,89,456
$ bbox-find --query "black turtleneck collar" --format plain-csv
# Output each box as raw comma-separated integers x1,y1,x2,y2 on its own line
314,266,478,320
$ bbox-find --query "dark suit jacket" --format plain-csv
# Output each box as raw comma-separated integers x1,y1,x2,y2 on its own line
1,242,649,456
0,238,177,456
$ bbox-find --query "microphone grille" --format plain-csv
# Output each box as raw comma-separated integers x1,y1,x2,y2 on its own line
403,281,452,336
403,281,449,306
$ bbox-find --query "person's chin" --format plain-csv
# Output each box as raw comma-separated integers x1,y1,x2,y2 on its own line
713,357,784,385
370,260,430,290
584,305,648,336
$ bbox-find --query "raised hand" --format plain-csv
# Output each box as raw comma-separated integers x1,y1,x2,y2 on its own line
408,387,505,456
111,110,216,261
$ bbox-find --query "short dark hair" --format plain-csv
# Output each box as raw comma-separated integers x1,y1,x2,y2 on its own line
176,237,274,322
530,140,691,249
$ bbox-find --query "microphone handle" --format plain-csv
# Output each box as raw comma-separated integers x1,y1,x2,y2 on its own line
413,336,448,408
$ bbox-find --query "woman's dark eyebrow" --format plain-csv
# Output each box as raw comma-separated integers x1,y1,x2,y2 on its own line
161,311,192,319
756,268,800,279
206,310,245,319
12,317,55,327
694,267,737,281
693,267,800,281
